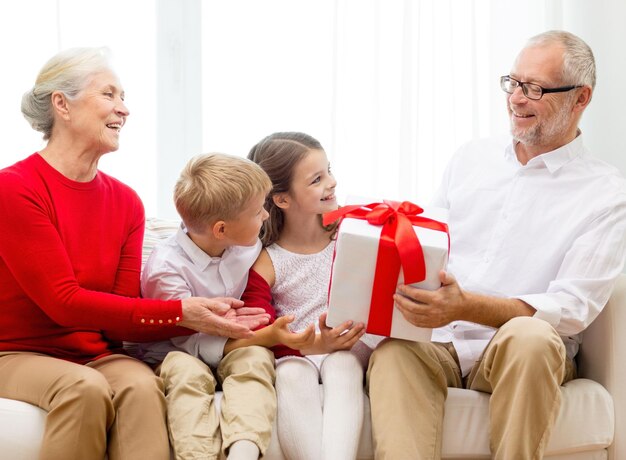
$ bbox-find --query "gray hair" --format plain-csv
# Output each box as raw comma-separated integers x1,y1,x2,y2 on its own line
526,30,596,90
21,47,113,140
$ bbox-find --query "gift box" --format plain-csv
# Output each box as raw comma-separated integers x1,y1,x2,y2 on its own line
324,200,449,342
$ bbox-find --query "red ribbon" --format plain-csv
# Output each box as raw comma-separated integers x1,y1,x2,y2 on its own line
324,201,449,336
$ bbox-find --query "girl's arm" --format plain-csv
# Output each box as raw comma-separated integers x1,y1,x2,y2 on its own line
224,254,315,354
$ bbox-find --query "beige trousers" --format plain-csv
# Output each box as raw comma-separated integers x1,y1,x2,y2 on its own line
366,317,575,460
158,346,276,460
0,351,169,460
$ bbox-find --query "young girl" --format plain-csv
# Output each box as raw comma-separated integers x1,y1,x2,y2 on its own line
245,132,376,460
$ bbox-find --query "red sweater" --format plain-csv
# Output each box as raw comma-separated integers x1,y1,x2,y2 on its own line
241,268,302,359
0,153,191,364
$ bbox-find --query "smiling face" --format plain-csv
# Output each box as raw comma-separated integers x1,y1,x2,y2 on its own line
64,69,129,154
284,148,337,216
507,43,580,153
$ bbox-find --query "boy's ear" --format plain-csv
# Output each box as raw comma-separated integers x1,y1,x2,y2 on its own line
212,220,227,239
273,193,290,209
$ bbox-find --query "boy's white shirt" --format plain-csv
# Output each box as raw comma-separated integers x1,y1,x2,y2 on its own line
138,224,262,367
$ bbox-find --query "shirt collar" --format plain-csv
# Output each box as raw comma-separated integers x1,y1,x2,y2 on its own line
505,132,586,174
175,225,224,270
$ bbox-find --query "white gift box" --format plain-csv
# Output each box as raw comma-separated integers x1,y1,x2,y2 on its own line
326,204,449,342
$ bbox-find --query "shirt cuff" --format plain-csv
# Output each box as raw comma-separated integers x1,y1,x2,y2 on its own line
171,333,227,368
515,293,561,328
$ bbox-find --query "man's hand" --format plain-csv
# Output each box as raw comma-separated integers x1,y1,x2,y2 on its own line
179,297,259,339
394,270,536,328
394,270,465,328
269,315,316,350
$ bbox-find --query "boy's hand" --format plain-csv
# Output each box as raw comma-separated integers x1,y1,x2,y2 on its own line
271,316,316,350
318,312,365,352
179,297,257,339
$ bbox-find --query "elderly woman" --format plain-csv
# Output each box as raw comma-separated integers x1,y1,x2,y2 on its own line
0,47,268,460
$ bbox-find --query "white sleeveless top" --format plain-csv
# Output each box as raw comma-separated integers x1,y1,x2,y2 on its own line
266,240,335,333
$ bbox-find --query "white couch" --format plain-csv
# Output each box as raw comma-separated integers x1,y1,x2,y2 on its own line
1,218,623,459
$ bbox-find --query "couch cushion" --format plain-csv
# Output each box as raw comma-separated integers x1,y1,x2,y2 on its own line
0,397,46,460
142,217,180,267
441,379,613,458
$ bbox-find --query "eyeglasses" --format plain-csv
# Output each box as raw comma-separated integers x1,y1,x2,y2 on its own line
500,75,582,100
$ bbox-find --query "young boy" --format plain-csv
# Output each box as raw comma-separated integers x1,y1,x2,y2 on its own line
137,153,312,460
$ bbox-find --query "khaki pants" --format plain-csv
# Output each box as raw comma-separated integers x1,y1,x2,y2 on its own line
0,351,169,460
158,346,276,460
366,317,575,460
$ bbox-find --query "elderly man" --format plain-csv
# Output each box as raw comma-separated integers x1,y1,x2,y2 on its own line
367,30,626,459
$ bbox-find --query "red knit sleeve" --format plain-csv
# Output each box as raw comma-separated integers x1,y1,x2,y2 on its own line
241,269,302,358
241,268,278,324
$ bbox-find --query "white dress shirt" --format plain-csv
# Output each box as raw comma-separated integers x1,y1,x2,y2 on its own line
430,134,626,376
136,225,262,367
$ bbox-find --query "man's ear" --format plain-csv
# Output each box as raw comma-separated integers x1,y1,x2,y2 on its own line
573,86,592,114
51,91,71,121
273,193,290,209
212,220,227,239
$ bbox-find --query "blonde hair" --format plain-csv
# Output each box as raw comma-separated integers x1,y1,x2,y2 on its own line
174,153,272,233
21,47,113,140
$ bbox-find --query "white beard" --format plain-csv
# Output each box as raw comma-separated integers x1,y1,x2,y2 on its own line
510,105,573,146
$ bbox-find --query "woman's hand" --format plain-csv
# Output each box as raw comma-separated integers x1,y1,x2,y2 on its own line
178,297,269,339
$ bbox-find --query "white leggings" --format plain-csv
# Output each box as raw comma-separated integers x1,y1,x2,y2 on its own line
275,349,367,460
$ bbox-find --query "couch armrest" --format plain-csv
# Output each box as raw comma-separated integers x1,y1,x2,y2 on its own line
578,273,626,459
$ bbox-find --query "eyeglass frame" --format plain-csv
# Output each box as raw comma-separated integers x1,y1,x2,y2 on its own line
500,75,583,100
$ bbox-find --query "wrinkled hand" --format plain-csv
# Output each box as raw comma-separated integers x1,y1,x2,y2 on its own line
394,270,464,328
318,312,365,352
179,297,257,339
271,315,316,350
229,302,271,330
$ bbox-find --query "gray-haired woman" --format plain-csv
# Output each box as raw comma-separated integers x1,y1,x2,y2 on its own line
0,47,268,460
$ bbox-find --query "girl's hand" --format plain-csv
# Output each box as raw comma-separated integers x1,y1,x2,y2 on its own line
317,312,365,352
272,316,316,350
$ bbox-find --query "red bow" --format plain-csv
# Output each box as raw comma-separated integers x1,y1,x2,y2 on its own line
324,201,448,336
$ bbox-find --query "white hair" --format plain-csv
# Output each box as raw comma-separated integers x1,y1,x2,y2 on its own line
21,47,113,140
526,30,596,89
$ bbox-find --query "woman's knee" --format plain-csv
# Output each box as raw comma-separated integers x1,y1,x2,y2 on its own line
51,367,114,417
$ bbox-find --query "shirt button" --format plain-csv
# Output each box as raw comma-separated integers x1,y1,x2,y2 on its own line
168,319,173,324
159,319,163,324
175,316,180,322
150,319,155,324
141,319,146,323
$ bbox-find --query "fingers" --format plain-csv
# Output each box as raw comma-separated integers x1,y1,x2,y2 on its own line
285,324,316,348
318,312,329,330
218,297,245,308
233,307,269,317
235,313,270,329
439,269,456,286
274,315,295,328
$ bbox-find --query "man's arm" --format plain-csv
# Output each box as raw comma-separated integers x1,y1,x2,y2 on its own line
394,270,535,329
